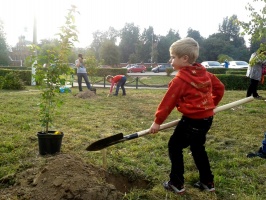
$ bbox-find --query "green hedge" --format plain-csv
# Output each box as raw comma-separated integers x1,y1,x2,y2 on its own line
1,68,266,91
0,66,31,70
206,68,227,74
216,74,266,90
0,68,128,86
0,69,32,85
226,71,247,75
96,68,127,76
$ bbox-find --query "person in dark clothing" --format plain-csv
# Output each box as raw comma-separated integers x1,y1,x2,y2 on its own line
246,50,266,99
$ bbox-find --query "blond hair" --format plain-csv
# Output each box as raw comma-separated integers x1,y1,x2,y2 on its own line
106,75,113,81
169,37,199,64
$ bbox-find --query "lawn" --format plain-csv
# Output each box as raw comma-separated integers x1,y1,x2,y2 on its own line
0,86,266,200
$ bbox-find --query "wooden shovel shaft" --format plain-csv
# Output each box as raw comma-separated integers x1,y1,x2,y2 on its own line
131,96,254,138
86,96,254,151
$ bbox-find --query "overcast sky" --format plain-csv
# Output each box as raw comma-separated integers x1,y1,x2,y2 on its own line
0,0,262,48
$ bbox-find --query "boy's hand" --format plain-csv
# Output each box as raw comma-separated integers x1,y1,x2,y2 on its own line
150,122,160,134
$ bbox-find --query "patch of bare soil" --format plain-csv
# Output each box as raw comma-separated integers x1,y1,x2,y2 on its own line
0,154,123,200
0,153,151,200
74,90,96,99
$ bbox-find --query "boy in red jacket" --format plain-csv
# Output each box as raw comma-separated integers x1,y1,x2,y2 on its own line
106,75,127,96
149,37,225,194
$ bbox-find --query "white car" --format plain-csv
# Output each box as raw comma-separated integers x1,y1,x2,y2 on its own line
122,64,134,69
228,61,249,69
201,61,224,68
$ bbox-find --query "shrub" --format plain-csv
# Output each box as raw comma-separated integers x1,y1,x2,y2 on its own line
166,68,174,76
216,74,266,90
226,70,247,75
0,76,4,89
0,68,32,85
2,71,25,90
206,68,226,74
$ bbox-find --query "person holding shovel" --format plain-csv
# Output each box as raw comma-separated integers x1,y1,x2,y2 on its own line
106,75,127,96
149,37,225,194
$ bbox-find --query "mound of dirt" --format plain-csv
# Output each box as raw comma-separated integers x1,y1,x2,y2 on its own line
74,90,96,99
0,154,123,200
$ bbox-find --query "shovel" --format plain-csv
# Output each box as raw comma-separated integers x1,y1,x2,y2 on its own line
86,96,254,151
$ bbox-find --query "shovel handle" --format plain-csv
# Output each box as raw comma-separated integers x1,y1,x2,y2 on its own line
87,97,254,151
213,96,254,113
134,120,180,138
135,96,254,138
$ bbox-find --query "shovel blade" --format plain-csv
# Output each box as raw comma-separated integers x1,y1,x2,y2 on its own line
86,133,124,151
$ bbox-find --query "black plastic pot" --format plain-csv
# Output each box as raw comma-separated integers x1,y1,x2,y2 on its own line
37,131,64,155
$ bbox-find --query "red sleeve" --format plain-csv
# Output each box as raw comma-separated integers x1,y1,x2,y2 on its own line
109,81,115,93
154,77,183,124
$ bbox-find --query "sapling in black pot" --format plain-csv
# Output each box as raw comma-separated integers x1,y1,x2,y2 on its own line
28,5,79,155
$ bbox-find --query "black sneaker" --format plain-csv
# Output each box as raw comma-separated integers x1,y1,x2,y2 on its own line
254,96,264,100
194,181,215,192
163,181,185,194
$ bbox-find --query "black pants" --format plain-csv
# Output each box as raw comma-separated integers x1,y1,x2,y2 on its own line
77,73,91,91
246,78,259,97
168,116,214,185
115,76,126,95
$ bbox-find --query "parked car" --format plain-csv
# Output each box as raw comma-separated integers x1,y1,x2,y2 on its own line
201,61,224,68
151,64,172,73
228,61,249,69
127,65,146,73
122,64,134,69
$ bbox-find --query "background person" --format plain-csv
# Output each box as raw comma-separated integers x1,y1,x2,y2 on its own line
106,75,127,96
75,54,91,92
246,50,266,99
224,59,229,68
149,37,225,194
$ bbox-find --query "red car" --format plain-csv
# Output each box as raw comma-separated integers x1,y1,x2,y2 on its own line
127,65,146,73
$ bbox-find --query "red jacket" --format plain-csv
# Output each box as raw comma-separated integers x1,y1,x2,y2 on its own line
154,63,225,125
109,75,124,93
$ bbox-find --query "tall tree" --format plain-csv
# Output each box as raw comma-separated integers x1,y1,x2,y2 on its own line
119,23,140,63
104,27,119,43
239,0,266,58
219,16,239,40
199,15,249,61
219,15,246,48
0,20,9,66
136,26,156,63
186,28,204,45
201,36,226,61
157,29,180,63
186,28,205,61
99,40,119,66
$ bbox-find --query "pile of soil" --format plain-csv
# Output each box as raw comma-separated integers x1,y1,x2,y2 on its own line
1,90,151,199
0,154,123,200
74,90,96,99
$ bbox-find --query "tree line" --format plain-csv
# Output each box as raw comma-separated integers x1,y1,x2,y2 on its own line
0,0,265,67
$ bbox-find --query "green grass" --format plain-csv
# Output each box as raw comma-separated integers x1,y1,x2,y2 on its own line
1,86,266,200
